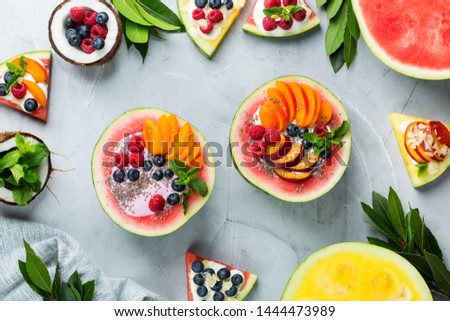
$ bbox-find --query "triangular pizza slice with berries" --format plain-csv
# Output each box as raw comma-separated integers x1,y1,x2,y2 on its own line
390,113,450,188
0,51,51,122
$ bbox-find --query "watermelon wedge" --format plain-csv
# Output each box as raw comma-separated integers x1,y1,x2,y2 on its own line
353,0,450,80
0,51,51,122
92,108,215,237
185,251,257,301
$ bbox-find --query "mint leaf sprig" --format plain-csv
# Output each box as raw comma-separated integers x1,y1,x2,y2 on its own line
18,239,95,301
362,188,450,298
5,56,27,93
169,159,208,215
263,5,304,22
302,120,350,155
415,163,428,177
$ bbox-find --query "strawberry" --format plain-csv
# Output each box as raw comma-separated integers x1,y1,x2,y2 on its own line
264,0,281,8
208,9,223,23
249,125,266,140
199,21,214,34
11,83,27,99
80,38,95,54
70,7,85,23
128,135,145,153
293,9,307,22
149,195,165,212
264,128,281,144
278,16,293,30
129,153,144,168
91,24,108,39
114,152,129,169
192,8,205,20
283,0,297,5
262,17,277,31
84,10,98,27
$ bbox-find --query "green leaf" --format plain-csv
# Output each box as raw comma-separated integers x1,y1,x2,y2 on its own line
362,202,402,246
22,143,49,168
188,177,208,197
408,208,424,252
0,178,4,188
344,27,357,67
181,194,188,215
346,2,360,40
136,0,183,31
13,185,33,206
10,163,24,183
68,271,83,298
0,149,21,171
372,191,390,222
111,0,152,26
6,62,20,73
23,240,52,293
316,0,327,7
18,260,51,299
325,1,348,55
415,163,428,177
134,41,150,63
329,44,345,73
187,168,200,180
51,262,61,301
326,0,343,19
405,212,415,253
387,187,406,241
15,133,27,153
288,6,304,15
424,226,443,260
399,253,433,281
149,26,166,40
82,280,95,301
23,167,40,184
69,284,82,301
59,282,77,301
168,159,188,176
367,237,397,251
263,7,284,17
125,19,149,43
425,251,450,296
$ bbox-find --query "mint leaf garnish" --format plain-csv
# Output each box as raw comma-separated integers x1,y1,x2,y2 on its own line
5,56,27,93
188,177,208,197
303,120,350,155
415,163,428,177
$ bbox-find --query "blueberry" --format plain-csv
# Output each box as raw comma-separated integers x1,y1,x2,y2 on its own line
77,25,90,39
153,154,166,167
92,37,105,50
4,72,13,84
96,12,109,25
68,33,82,46
211,280,222,291
320,149,332,159
191,260,204,273
209,0,222,9
222,0,233,10
66,28,77,39
113,169,126,183
196,285,208,297
225,285,238,297
217,268,231,280
301,139,314,150
152,170,163,181
203,268,215,276
172,179,186,192
213,291,225,301
127,169,140,181
164,168,174,179
24,98,38,112
298,127,309,138
0,83,7,96
167,193,180,205
64,16,76,28
143,160,153,172
286,123,299,137
195,0,208,8
193,274,205,286
231,274,243,286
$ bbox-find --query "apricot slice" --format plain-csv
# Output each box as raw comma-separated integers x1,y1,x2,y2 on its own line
168,114,179,149
317,100,333,125
168,123,193,160
308,90,322,126
157,115,172,154
300,84,316,128
12,57,47,83
143,119,162,155
264,100,287,132
267,87,290,124
184,143,202,167
179,129,195,161
192,153,204,168
289,82,309,127
22,80,47,107
275,81,296,123
259,104,278,129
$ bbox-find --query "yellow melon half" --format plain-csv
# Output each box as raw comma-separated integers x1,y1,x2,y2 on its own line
390,113,450,188
281,242,432,301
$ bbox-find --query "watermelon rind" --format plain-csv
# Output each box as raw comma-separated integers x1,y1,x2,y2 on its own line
92,108,215,237
352,0,450,80
229,75,351,203
390,113,450,188
281,242,432,301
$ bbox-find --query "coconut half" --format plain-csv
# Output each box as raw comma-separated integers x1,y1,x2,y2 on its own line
0,132,51,206
48,0,122,66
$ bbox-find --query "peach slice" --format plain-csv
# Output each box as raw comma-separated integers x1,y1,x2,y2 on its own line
168,123,193,160
428,121,450,148
265,135,292,161
143,119,162,155
300,84,316,128
179,129,195,161
157,115,172,154
272,144,302,168
309,90,322,126
12,57,47,83
184,143,202,167
274,168,312,181
289,82,309,127
404,121,428,163
275,81,296,123
22,80,47,107
168,114,179,149
264,100,287,132
192,153,204,168
268,87,290,124
317,100,333,125
288,151,319,172
259,104,278,129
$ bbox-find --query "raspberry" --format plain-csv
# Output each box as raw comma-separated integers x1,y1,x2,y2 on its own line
70,7,85,23
114,152,129,169
128,135,145,153
262,17,277,31
278,16,293,30
84,10,98,27
192,8,205,20
91,24,108,39
11,83,27,99
80,38,95,54
248,140,266,157
283,0,297,5
199,21,213,34
264,0,281,8
149,195,165,212
264,128,281,144
129,153,144,168
293,9,306,22
208,9,223,23
249,125,266,140
313,125,327,137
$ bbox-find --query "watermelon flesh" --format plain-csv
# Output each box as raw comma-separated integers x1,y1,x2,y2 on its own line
91,108,215,237
185,251,258,301
353,0,450,79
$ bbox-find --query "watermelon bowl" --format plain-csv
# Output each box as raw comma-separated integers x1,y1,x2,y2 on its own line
92,108,215,237
229,76,351,202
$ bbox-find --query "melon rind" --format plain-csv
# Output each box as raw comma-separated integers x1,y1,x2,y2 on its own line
229,75,351,203
92,108,215,237
281,242,432,301
390,113,450,188
352,0,450,80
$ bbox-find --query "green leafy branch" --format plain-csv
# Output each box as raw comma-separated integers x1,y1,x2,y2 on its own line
112,0,184,62
0,133,49,206
302,120,350,155
169,159,208,215
18,240,95,301
362,188,450,297
317,0,360,72
5,56,27,93
263,5,304,22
